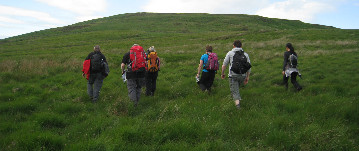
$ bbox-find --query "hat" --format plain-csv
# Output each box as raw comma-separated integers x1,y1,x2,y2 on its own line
148,46,156,52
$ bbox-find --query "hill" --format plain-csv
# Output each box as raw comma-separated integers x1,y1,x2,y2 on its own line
0,13,358,150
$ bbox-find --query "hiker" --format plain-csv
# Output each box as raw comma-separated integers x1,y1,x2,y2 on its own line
221,40,251,109
121,44,147,106
282,43,302,91
82,45,109,103
145,46,160,96
196,45,219,91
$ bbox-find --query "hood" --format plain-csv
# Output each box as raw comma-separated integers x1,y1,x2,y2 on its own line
232,47,243,52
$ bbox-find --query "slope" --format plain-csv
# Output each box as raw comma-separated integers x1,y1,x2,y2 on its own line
0,13,358,150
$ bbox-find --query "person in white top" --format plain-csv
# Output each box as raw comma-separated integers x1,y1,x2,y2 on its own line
221,40,251,109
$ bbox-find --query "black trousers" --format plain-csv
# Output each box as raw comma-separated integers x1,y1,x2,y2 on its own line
198,71,216,91
283,72,302,90
145,71,158,96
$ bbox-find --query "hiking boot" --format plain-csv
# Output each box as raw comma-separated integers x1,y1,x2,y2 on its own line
236,104,240,109
236,101,240,109
297,87,302,92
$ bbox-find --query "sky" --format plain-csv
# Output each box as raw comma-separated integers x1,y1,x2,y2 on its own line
1,0,358,39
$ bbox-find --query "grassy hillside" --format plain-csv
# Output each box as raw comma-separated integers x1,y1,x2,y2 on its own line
0,13,358,150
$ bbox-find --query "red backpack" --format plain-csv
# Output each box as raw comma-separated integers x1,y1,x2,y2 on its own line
130,45,147,72
205,53,219,71
82,59,91,80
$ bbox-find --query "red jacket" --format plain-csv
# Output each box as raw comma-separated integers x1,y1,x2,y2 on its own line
82,59,91,80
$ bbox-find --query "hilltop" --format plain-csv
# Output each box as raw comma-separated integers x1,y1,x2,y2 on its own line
0,13,358,150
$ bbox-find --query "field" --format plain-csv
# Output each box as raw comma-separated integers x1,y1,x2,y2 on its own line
0,13,358,150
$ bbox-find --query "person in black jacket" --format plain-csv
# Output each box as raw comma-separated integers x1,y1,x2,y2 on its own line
83,45,107,102
145,46,160,96
282,43,302,91
121,44,146,107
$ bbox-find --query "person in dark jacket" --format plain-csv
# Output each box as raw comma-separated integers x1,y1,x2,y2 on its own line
282,43,302,91
121,44,146,107
83,45,107,102
145,46,160,96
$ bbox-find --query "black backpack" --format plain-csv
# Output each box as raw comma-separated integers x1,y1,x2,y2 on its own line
91,53,104,72
102,62,110,77
289,54,298,68
231,51,251,74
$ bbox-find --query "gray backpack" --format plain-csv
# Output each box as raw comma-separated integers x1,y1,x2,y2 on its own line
289,54,298,68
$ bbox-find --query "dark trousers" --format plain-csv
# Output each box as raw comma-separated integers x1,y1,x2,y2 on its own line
198,71,216,91
145,71,158,96
127,78,145,104
283,72,302,91
87,72,104,102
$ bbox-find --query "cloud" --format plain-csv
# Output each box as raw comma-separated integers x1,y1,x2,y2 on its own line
143,0,338,24
0,5,63,24
142,0,269,14
255,0,334,22
36,0,107,16
0,16,24,24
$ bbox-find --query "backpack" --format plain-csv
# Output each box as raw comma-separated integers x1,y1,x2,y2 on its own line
231,51,251,74
102,62,110,77
129,45,147,72
289,54,298,68
147,52,160,72
205,53,219,71
91,53,104,72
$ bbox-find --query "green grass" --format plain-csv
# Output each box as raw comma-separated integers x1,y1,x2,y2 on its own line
0,13,358,150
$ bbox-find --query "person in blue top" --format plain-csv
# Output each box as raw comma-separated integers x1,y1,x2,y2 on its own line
196,45,216,91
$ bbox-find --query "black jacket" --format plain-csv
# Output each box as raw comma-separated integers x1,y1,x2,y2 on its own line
86,51,107,73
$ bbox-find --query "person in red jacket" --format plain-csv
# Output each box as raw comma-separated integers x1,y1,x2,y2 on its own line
82,45,107,103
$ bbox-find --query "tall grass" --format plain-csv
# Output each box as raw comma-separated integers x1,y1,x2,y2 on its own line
0,13,358,150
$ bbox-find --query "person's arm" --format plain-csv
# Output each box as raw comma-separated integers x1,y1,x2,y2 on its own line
121,63,126,74
221,52,230,79
221,65,226,79
197,60,203,78
282,52,288,75
244,53,251,84
244,71,250,85
121,52,129,74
